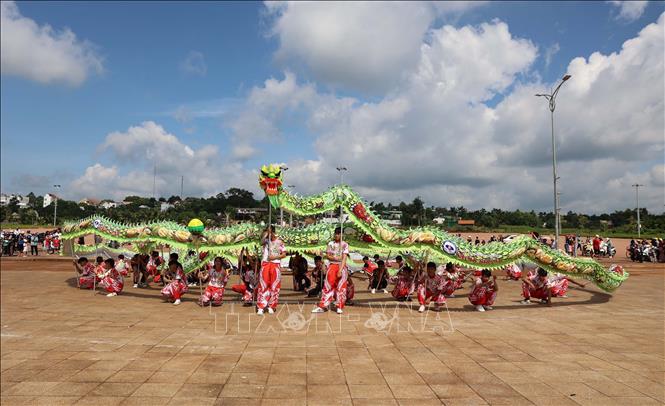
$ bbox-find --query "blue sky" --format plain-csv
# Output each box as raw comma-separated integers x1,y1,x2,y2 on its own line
1,1,663,213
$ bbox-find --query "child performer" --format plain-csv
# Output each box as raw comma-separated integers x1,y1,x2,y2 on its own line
99,258,124,297
256,225,285,315
161,260,188,305
417,262,447,313
199,257,229,306
231,250,257,306
468,269,498,312
116,254,130,277
391,266,414,301
73,257,95,289
369,260,389,294
306,255,324,297
312,227,349,314
131,254,149,288
147,251,163,283
548,273,585,298
505,263,522,280
442,262,462,298
521,268,551,305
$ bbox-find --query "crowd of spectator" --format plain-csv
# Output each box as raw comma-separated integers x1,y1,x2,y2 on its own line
1,228,61,257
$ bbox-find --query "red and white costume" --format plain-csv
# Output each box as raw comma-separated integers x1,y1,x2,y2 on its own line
364,260,377,277
522,271,549,300
100,267,124,294
318,240,350,310
256,238,284,310
231,264,256,304
79,263,96,289
469,277,497,306
548,274,569,297
391,269,414,300
199,267,229,306
161,267,188,301
116,259,130,277
417,273,447,306
147,256,162,277
505,264,522,280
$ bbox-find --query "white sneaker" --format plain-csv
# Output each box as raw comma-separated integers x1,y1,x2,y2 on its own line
520,299,531,305
371,289,376,294
484,306,493,310
173,299,181,305
383,289,389,294
448,294,455,298
268,308,275,314
133,284,138,288
336,308,343,314
106,292,117,297
257,308,264,315
418,305,426,313
311,307,325,313
475,305,485,312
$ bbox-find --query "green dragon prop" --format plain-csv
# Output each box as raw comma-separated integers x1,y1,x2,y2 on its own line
60,163,628,292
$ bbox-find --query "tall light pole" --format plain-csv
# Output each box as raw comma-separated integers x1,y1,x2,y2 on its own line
279,166,289,226
336,167,348,237
287,185,295,226
632,184,644,238
53,185,61,227
536,74,571,249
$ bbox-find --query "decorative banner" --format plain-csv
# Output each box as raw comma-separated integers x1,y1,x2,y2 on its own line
58,163,629,292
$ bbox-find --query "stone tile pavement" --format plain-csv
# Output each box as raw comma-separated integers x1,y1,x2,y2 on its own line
1,259,663,405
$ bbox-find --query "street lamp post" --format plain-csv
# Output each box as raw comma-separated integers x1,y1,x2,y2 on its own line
53,185,61,227
279,166,289,226
536,74,571,249
632,184,644,238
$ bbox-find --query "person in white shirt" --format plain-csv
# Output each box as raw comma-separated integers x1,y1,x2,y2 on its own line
312,227,349,314
256,225,285,315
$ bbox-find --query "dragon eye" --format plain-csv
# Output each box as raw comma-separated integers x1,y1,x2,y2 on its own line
275,170,281,177
261,170,268,176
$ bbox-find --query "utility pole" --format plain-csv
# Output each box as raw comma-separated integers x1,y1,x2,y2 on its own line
152,162,157,199
632,184,644,238
180,176,184,199
53,185,61,227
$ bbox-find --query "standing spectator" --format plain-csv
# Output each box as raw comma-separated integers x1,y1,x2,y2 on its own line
592,235,601,257
17,235,24,257
30,233,39,256
44,234,52,254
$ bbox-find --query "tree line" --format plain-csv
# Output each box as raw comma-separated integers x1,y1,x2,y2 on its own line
1,190,662,235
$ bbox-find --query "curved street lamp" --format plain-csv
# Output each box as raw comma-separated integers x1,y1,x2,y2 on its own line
535,74,571,249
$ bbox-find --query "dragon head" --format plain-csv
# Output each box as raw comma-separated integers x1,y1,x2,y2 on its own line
259,163,283,208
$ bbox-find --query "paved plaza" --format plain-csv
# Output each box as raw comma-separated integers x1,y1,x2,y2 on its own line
1,257,663,405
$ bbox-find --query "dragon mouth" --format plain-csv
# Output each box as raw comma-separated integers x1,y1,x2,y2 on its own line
261,178,282,196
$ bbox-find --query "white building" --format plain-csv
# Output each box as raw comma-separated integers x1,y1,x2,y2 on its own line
0,194,30,208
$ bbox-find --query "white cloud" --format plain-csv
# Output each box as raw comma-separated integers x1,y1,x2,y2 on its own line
608,1,649,22
224,15,664,213
0,1,103,86
265,2,443,93
544,42,560,68
180,50,207,76
71,122,257,200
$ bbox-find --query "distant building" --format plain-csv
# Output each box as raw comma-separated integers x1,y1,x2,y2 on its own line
78,198,101,206
100,201,119,210
380,210,402,226
160,202,174,212
457,219,475,226
0,194,30,208
432,217,446,225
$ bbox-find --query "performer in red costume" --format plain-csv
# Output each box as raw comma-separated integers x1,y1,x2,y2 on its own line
256,226,285,315
73,257,96,289
161,260,188,305
417,262,447,313
99,258,124,297
312,227,349,314
469,269,498,312
198,257,229,306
